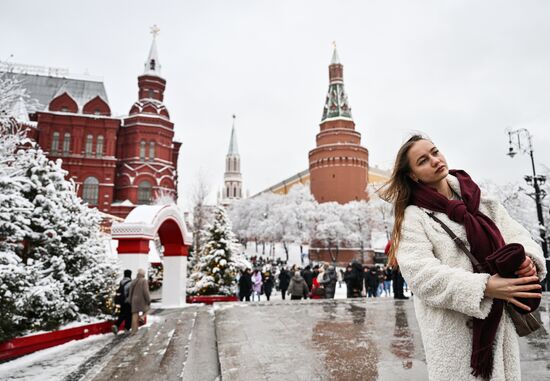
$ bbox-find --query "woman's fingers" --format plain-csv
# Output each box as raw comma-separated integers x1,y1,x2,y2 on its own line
516,263,536,276
511,291,542,299
512,275,539,285
508,298,531,312
516,268,536,277
515,283,542,292
516,257,532,271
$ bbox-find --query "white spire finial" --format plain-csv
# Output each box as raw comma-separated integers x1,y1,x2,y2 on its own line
228,114,239,155
331,41,340,64
144,26,161,75
150,24,160,38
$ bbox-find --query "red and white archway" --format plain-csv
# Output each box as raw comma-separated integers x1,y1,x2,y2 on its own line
112,204,191,308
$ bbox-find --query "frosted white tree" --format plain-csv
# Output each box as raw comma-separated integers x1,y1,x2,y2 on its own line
0,74,117,340
187,206,249,296
341,201,372,263
313,202,347,264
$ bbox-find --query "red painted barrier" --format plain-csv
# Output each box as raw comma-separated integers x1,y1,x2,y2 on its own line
186,295,239,304
0,320,113,362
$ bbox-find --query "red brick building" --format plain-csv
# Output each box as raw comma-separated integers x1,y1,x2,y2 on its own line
309,46,370,204
3,35,181,218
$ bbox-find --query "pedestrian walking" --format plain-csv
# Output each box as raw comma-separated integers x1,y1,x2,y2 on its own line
364,266,379,298
320,265,338,299
251,269,263,301
381,134,546,380
343,264,353,298
383,266,393,297
392,267,408,300
288,270,309,300
278,266,291,300
128,268,151,335
263,269,275,301
112,269,132,334
238,268,253,301
346,260,363,298
301,265,314,296
310,264,326,299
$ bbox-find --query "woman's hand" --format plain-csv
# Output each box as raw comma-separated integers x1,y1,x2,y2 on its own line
515,256,537,278
484,274,542,311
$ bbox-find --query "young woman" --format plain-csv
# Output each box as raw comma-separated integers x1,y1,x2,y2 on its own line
382,135,546,380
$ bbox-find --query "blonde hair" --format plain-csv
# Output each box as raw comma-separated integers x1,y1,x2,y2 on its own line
380,134,429,267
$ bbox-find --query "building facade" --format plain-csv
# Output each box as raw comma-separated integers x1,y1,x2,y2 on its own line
308,47,370,204
3,33,181,218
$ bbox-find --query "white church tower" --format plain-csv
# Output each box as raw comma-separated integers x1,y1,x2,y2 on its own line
220,114,243,206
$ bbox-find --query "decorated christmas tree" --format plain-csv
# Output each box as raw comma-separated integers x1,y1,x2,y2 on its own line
187,206,249,296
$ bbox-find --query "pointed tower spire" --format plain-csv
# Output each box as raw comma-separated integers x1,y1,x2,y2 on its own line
228,114,239,155
221,114,243,206
144,25,161,76
330,41,340,64
322,43,352,122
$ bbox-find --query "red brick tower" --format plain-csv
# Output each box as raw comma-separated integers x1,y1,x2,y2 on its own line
113,28,181,217
308,46,369,203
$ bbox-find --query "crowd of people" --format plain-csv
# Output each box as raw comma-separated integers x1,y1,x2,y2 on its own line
236,259,409,302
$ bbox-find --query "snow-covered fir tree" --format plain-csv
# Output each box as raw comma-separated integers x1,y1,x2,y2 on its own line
0,75,118,340
187,206,249,296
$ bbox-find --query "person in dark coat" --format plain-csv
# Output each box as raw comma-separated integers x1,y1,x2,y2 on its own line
278,267,291,300
348,261,364,298
263,269,275,301
301,265,314,295
238,268,253,301
364,266,380,297
343,265,354,298
392,267,409,300
383,266,393,297
112,269,132,334
320,265,338,299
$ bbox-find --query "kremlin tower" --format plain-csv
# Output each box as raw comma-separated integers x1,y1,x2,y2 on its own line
220,114,243,206
308,45,369,204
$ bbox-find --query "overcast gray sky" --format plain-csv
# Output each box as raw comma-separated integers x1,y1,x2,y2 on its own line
2,1,550,209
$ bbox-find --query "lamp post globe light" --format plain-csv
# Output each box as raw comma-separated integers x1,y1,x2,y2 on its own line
506,128,549,290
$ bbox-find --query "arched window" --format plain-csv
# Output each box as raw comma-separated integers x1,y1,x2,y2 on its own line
140,140,146,161
82,177,99,205
233,158,237,172
62,133,71,155
150,59,156,71
226,186,230,198
149,141,155,161
51,132,60,154
96,135,104,157
137,181,152,205
233,186,237,197
85,134,93,156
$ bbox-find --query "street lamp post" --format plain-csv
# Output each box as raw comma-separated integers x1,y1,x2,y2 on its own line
506,128,549,290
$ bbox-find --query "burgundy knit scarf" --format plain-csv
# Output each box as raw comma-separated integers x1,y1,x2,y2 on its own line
409,169,506,379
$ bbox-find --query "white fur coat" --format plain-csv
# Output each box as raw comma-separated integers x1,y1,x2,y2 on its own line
397,175,547,381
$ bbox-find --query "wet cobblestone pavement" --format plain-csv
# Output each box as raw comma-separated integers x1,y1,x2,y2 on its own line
2,295,549,380
215,296,550,380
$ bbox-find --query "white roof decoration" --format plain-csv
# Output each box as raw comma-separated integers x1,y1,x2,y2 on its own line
144,25,162,76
